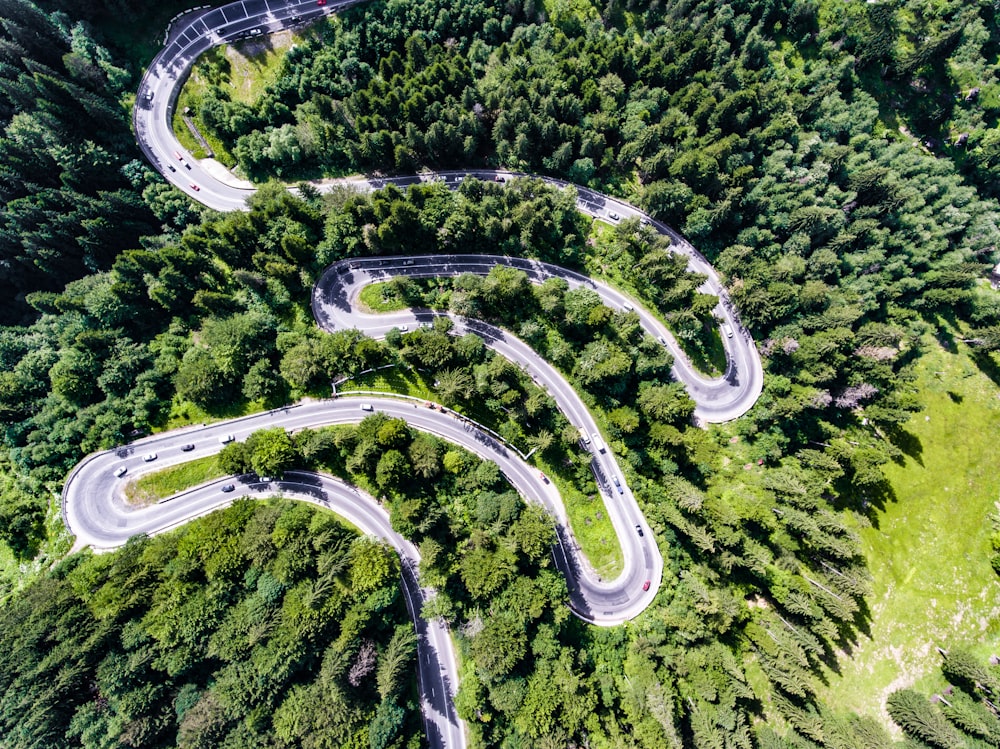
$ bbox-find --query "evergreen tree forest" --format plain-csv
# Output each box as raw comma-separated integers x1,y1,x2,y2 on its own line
0,499,426,749
1,0,1000,747
0,0,162,324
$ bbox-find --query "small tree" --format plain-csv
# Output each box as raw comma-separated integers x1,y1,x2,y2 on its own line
246,427,299,477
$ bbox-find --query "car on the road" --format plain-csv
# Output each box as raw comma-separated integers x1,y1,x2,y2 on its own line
360,403,374,412
221,484,236,492
249,27,263,36
399,324,408,332
174,151,183,160
114,465,127,478
190,183,200,191
622,302,634,312
612,475,623,494
142,453,157,462
167,164,176,172
495,175,505,182
317,0,327,4
642,580,651,591
724,324,734,338
608,211,620,221
635,524,643,537
181,443,195,451
591,433,605,452
219,434,235,444
657,336,667,346
539,471,548,483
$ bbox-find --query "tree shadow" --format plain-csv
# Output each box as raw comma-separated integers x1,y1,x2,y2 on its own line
831,477,897,531
971,349,1000,389
884,425,924,467
947,391,964,404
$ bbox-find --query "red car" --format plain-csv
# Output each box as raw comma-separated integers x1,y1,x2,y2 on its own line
642,580,651,592
317,0,327,5
174,151,183,160
190,183,200,191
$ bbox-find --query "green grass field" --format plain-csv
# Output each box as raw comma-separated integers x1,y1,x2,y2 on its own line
337,367,437,401
172,29,303,163
358,283,408,313
820,339,1000,725
535,456,623,578
123,455,224,505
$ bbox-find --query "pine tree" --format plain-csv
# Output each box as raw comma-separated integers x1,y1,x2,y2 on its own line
886,688,966,749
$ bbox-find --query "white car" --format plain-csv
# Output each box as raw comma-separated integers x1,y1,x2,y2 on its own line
219,434,235,444
360,403,374,412
114,466,127,478
142,453,157,462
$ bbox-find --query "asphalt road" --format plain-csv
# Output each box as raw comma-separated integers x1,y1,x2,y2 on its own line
112,2,766,746
63,397,663,748
135,3,762,423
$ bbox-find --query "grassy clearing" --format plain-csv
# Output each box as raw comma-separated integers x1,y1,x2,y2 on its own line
680,323,726,377
820,339,1000,726
536,456,623,578
123,455,224,506
161,397,258,431
358,283,408,313
172,29,301,164
337,366,437,402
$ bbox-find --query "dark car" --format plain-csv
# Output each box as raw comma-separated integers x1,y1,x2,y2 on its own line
181,444,195,451
221,484,236,493
635,524,644,537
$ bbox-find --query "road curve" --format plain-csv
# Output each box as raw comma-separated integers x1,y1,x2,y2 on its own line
63,397,663,749
114,2,766,747
134,0,762,423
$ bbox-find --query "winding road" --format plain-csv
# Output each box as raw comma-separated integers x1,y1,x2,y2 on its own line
64,2,760,747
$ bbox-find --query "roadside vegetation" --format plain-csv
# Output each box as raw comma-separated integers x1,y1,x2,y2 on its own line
0,500,424,748
123,454,224,505
172,30,307,164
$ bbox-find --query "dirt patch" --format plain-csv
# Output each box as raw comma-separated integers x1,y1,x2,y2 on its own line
225,30,296,104
122,479,158,507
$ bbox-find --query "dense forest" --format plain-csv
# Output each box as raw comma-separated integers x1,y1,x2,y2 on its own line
0,499,425,749
0,0,164,324
1,0,1000,746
